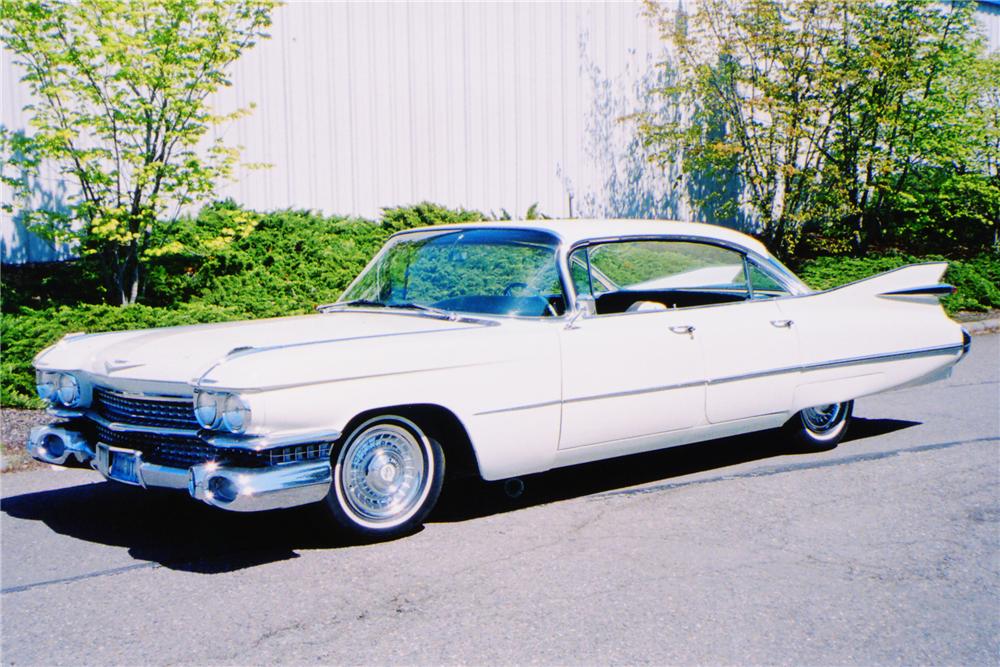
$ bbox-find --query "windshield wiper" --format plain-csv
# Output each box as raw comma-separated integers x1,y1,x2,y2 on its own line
316,298,384,312
318,299,456,320
387,302,456,319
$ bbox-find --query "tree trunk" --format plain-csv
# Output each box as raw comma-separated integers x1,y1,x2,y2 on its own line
103,243,141,306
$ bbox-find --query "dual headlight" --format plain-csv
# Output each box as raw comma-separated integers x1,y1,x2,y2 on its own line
194,390,251,434
36,371,87,408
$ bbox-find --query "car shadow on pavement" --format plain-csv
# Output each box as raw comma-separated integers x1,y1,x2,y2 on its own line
1,417,917,574
431,417,920,523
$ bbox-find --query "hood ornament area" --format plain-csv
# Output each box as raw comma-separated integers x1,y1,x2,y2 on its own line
104,359,144,374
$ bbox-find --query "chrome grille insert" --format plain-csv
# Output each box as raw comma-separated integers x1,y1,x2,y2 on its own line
94,387,198,429
91,387,331,469
95,424,267,468
269,443,332,466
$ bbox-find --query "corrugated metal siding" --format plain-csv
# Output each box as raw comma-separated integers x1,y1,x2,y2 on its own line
205,1,679,222
3,1,998,263
978,2,1000,50
1,1,679,263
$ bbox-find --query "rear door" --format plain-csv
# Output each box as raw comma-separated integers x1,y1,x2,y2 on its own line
696,260,801,423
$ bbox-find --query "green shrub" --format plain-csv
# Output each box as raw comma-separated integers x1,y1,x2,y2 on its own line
3,200,996,410
1,302,244,408
797,253,1000,313
142,201,484,317
381,201,483,232
1,201,486,407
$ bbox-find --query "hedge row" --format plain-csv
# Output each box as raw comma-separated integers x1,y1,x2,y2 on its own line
796,254,1000,314
2,202,997,409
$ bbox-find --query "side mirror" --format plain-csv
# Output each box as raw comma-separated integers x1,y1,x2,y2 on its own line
566,294,596,329
577,294,597,316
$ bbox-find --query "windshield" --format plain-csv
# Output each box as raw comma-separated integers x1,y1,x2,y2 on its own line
338,228,565,317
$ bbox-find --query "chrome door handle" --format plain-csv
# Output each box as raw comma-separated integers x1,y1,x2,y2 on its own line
770,319,793,328
669,325,695,334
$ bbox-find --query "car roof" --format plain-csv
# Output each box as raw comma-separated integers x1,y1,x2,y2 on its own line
397,219,773,257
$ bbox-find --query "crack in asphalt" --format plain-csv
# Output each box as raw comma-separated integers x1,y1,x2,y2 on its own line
595,436,1000,501
1,561,159,595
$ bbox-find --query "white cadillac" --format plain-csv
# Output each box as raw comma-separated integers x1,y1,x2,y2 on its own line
28,220,971,538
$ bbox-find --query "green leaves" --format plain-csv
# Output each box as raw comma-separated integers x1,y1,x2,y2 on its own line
1,0,275,304
639,0,996,258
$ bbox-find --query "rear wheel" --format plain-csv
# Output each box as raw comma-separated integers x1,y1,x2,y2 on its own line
788,400,853,449
323,415,444,539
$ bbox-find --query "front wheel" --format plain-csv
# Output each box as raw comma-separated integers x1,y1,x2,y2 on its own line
787,400,853,450
323,415,445,539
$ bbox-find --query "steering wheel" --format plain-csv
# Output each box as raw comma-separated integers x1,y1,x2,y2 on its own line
501,282,559,317
501,282,529,296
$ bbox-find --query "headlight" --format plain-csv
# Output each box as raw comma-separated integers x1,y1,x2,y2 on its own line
57,373,81,406
194,390,221,429
221,394,251,434
35,371,57,402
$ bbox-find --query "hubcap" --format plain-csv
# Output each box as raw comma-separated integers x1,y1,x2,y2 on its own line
339,422,427,524
801,403,843,433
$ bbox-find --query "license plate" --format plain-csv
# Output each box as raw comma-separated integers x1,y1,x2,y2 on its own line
108,450,140,485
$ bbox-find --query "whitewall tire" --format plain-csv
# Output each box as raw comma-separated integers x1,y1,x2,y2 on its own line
788,400,853,449
323,415,444,538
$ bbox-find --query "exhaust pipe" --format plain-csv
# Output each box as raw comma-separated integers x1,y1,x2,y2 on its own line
27,425,95,466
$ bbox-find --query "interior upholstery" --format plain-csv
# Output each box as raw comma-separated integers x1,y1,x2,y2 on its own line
625,300,669,313
595,289,746,315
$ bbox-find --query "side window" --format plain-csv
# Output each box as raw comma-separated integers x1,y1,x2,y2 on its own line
589,241,746,292
747,262,791,299
569,240,749,315
568,249,611,297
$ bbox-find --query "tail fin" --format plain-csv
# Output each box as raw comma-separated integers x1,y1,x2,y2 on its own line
820,262,952,300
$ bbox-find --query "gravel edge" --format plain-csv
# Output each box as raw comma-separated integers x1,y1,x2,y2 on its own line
1,408,54,472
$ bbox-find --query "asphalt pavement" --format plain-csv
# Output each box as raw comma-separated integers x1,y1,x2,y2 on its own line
2,335,997,666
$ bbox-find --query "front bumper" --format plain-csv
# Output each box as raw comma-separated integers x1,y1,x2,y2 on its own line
27,426,333,512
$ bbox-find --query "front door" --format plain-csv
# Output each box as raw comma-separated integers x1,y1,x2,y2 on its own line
558,308,706,449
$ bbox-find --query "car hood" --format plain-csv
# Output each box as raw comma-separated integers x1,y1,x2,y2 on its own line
35,310,491,388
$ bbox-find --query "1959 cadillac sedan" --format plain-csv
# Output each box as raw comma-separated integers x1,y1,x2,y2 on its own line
28,220,971,537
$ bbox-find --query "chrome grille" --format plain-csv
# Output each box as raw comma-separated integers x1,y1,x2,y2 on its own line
91,386,332,469
95,424,267,469
94,387,198,429
269,443,332,466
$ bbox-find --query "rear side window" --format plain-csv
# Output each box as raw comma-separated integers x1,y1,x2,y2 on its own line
571,241,747,294
748,262,791,298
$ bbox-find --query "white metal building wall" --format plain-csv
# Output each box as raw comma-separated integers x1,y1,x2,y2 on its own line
1,1,679,263
207,1,681,222
3,0,998,263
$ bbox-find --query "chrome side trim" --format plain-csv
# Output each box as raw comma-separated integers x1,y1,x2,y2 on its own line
195,325,488,386
878,284,956,297
203,428,343,450
566,379,705,403
475,380,705,416
476,400,562,416
708,343,965,386
476,342,964,415
198,361,492,395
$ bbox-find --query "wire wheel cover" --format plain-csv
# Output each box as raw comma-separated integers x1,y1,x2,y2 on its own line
801,403,845,434
339,423,427,523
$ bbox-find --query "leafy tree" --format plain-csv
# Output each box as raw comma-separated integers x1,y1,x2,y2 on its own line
0,0,274,304
637,0,993,257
